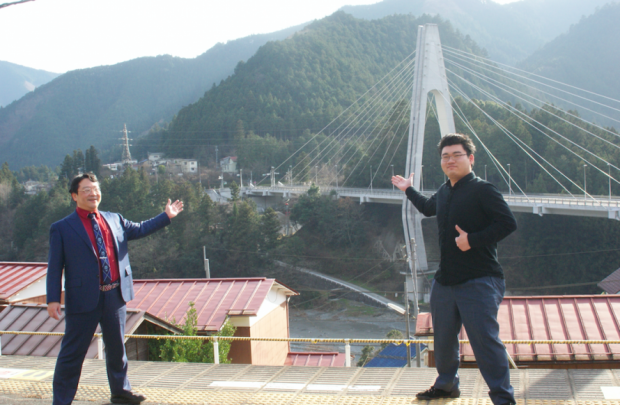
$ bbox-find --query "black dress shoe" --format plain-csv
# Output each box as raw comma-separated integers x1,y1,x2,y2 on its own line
110,391,147,404
416,385,461,399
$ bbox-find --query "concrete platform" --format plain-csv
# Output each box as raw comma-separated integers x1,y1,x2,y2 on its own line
1,356,620,404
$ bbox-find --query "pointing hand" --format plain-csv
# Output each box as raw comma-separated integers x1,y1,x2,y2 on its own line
391,173,414,192
455,225,471,251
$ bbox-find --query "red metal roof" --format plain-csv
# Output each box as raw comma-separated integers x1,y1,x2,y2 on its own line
416,295,620,363
0,304,181,358
598,268,620,294
285,352,346,367
129,278,298,332
0,262,48,301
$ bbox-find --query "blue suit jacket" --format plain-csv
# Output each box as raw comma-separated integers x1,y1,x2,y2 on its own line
47,210,171,314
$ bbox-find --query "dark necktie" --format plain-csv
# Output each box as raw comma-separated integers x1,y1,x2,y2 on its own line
88,213,112,283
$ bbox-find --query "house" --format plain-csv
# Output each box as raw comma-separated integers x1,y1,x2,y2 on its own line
220,156,237,173
147,152,165,162
0,304,181,360
416,295,620,369
23,180,51,195
128,278,299,365
0,262,62,306
166,159,198,175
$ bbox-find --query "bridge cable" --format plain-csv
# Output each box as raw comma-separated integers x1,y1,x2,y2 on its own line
448,79,576,198
265,50,417,185
443,55,620,146
447,68,620,189
441,45,620,110
289,54,416,184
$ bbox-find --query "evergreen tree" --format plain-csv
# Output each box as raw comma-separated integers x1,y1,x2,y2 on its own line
229,181,240,202
260,208,281,251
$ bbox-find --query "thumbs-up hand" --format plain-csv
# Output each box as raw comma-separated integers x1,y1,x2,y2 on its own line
455,225,471,251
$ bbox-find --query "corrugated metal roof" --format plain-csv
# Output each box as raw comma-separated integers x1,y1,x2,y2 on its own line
130,278,298,332
416,295,620,363
599,268,620,294
0,304,181,358
285,352,346,367
0,262,47,301
365,343,426,367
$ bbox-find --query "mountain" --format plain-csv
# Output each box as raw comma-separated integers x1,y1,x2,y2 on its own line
157,12,488,165
0,60,59,107
339,0,613,65
517,2,620,124
0,24,303,169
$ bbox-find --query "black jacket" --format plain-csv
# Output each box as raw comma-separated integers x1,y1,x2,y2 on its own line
405,172,517,285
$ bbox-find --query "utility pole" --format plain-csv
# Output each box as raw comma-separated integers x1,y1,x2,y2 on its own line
119,124,133,166
215,146,219,167
203,246,210,278
239,168,243,189
404,280,411,367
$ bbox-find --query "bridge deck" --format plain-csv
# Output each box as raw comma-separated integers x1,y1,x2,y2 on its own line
2,356,620,404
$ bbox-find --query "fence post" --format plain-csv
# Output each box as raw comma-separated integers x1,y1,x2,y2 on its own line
213,336,220,365
98,336,104,360
345,339,351,367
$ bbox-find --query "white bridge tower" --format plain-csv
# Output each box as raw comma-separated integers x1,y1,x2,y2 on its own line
402,24,456,301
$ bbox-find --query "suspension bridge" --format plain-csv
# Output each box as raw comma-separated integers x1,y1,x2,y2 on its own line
236,23,620,304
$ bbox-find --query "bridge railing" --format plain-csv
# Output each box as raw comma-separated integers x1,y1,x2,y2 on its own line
245,185,620,208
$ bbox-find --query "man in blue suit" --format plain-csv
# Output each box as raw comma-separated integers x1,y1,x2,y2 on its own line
47,173,183,405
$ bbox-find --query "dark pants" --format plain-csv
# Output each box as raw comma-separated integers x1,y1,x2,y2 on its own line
53,288,131,405
431,276,515,405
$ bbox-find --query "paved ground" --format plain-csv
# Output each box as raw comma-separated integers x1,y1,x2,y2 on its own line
1,356,620,404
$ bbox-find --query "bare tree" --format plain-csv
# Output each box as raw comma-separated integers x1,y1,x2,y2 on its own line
0,0,35,10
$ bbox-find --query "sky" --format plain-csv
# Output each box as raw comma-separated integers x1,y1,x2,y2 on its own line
0,0,519,74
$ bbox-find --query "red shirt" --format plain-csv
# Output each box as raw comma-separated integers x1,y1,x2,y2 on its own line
76,207,120,283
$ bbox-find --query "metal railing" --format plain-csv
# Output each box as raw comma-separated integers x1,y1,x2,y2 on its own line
1,331,619,368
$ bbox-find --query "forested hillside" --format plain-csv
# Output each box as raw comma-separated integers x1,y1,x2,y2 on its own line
517,3,620,125
0,60,58,107
0,24,302,169
340,0,612,65
150,13,488,170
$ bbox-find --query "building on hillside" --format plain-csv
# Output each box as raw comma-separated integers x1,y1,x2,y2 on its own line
220,156,237,173
0,262,62,306
148,152,165,162
0,304,181,360
166,159,198,175
416,295,620,369
23,180,52,195
599,268,620,294
129,278,299,365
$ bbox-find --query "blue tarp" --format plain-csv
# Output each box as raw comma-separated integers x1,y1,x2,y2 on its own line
364,343,426,367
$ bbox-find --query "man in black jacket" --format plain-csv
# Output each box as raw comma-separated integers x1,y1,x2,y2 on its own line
392,133,517,405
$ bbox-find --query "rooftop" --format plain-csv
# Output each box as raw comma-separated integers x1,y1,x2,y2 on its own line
129,278,298,332
0,262,47,302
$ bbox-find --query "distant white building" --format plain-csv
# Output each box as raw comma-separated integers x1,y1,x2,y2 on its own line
148,152,165,162
220,156,237,173
169,159,198,174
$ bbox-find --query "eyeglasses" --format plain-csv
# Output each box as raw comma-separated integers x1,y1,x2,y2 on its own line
441,153,468,162
79,187,101,195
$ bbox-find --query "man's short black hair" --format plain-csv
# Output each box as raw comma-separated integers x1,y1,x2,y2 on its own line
69,173,98,195
437,133,476,156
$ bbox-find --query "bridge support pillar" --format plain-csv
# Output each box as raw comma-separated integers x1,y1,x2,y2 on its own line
402,24,455,303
